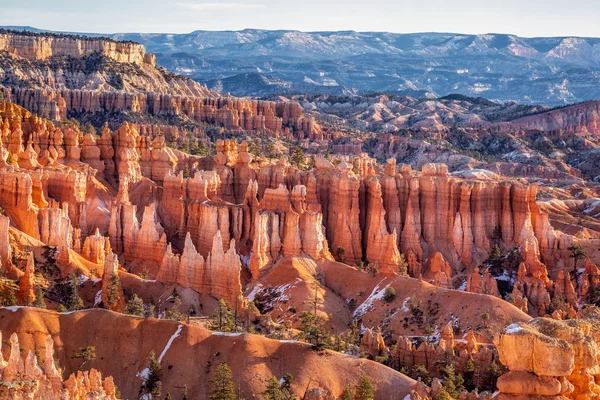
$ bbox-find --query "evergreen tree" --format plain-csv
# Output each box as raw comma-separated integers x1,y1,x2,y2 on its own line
71,346,96,368
289,146,306,169
298,311,330,350
209,299,235,332
398,253,409,276
439,362,464,398
124,294,145,317
340,384,355,400
0,286,17,306
105,273,120,309
140,351,162,398
262,376,296,400
33,286,46,309
209,363,236,400
568,244,586,270
165,296,186,321
263,377,283,400
354,376,374,400
69,274,84,311
164,394,172,400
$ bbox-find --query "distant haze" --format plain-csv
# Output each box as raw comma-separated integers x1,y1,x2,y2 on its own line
1,0,599,37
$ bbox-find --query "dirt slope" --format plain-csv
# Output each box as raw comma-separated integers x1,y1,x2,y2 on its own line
0,307,416,399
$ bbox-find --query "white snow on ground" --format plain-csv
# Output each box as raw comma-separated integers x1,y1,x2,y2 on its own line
583,199,600,218
137,324,183,384
400,297,411,312
457,281,467,291
504,323,523,334
94,290,102,306
3,306,21,312
158,324,183,362
353,279,387,318
211,332,243,337
246,284,263,302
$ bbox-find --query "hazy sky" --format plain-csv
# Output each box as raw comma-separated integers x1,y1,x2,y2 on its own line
1,0,598,37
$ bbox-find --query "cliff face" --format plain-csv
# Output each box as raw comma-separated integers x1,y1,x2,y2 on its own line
495,312,600,399
0,329,118,400
0,31,321,139
0,31,151,65
0,99,597,318
513,101,600,134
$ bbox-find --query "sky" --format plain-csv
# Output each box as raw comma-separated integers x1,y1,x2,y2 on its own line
1,0,599,37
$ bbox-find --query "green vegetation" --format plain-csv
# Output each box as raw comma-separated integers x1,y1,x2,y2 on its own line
354,376,374,400
33,286,46,309
105,273,121,309
209,299,236,332
263,374,295,400
71,346,96,368
209,363,237,400
69,274,84,311
139,351,162,398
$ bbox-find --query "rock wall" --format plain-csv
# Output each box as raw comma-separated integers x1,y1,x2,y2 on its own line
157,231,244,307
0,330,118,399
495,312,600,399
0,31,150,65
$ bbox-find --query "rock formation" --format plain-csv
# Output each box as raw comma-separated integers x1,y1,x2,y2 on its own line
0,330,118,399
158,231,244,307
495,312,600,399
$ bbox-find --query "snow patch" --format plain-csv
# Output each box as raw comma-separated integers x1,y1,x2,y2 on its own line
94,290,102,307
3,306,21,312
504,323,523,334
159,324,183,362
212,332,243,337
353,280,387,318
400,297,411,312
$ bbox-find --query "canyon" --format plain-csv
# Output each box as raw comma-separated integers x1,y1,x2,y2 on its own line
0,29,598,400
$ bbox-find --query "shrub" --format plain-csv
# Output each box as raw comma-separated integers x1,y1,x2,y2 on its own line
383,286,397,302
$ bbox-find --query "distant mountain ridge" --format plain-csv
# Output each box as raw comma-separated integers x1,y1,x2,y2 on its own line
5,26,600,105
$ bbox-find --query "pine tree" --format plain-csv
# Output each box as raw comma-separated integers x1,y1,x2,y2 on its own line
105,273,120,309
124,294,145,317
263,377,283,400
165,296,186,321
71,346,96,368
69,274,84,311
33,286,46,309
354,376,374,400
209,363,236,400
209,299,235,332
398,253,409,275
0,286,17,306
140,351,162,398
568,244,586,270
439,362,464,398
341,384,355,400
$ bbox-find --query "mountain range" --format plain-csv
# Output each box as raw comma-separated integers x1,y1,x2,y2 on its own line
5,26,600,105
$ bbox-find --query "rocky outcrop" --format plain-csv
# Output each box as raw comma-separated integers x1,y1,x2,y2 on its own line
466,267,501,297
101,252,123,311
0,30,150,65
495,313,600,399
157,231,243,307
0,330,118,399
0,214,11,273
514,101,600,134
393,323,495,379
109,201,167,265
81,228,111,265
248,183,332,279
18,253,36,305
